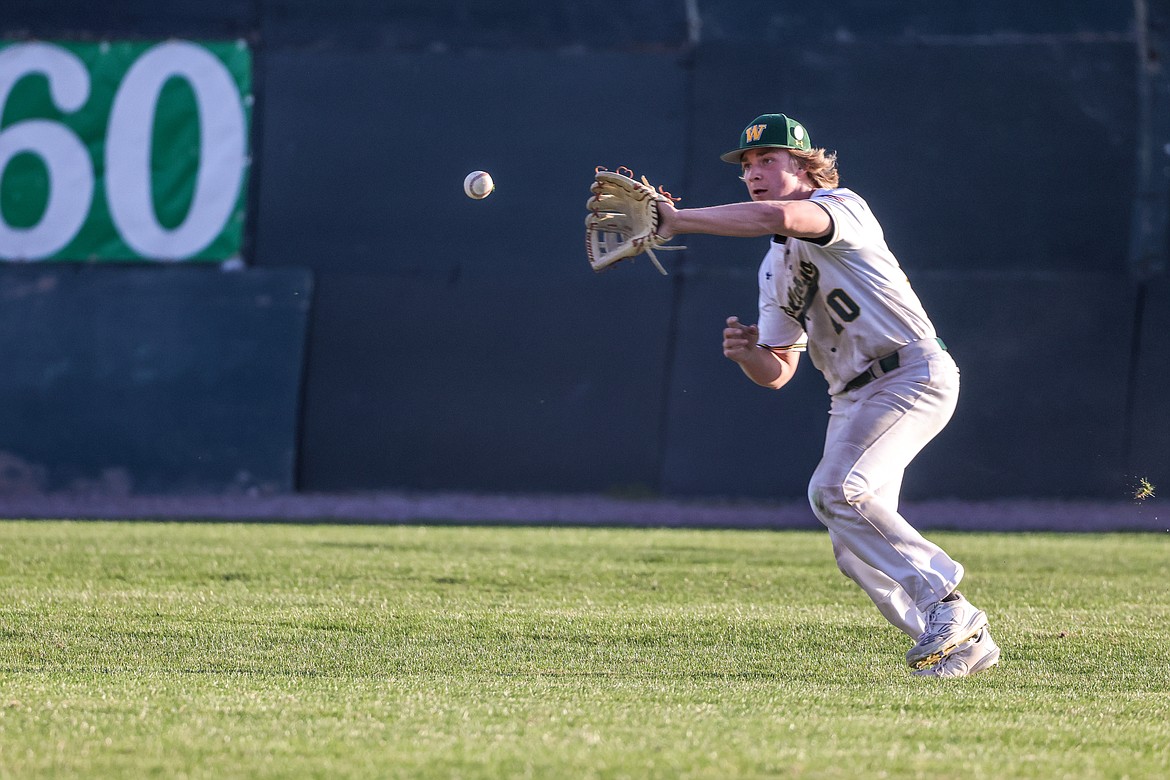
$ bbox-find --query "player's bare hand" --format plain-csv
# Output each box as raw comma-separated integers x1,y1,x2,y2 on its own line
723,316,759,362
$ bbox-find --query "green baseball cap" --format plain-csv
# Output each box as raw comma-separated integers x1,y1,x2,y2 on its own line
720,113,811,164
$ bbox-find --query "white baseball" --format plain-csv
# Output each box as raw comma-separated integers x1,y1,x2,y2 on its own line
463,170,494,199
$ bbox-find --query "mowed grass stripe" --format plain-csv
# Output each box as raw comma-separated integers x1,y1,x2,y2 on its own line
1,521,1167,779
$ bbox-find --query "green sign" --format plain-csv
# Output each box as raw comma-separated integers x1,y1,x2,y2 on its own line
0,40,252,262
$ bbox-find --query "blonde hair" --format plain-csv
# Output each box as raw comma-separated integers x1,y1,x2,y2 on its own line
788,148,839,189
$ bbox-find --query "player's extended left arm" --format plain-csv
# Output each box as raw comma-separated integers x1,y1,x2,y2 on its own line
658,199,830,241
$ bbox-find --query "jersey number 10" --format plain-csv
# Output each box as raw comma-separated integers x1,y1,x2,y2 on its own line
826,288,860,334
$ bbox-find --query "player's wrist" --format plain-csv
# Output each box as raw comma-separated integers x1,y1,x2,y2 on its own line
655,203,678,239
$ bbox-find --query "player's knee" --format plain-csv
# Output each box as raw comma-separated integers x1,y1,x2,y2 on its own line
808,478,870,525
807,481,848,525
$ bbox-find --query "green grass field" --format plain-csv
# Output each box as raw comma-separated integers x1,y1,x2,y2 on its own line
1,520,1167,779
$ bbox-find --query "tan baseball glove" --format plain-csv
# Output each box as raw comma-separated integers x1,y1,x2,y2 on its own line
585,167,683,275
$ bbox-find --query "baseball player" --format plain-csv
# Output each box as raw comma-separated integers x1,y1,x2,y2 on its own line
654,114,999,677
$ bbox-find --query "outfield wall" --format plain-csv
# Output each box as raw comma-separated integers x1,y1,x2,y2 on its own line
1,2,1166,502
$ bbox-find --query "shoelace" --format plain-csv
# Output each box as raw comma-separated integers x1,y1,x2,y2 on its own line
919,602,961,642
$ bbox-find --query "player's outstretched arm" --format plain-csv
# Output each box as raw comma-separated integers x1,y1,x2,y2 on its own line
723,317,799,389
658,199,830,241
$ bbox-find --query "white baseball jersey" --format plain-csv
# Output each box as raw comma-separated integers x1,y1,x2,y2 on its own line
756,187,938,395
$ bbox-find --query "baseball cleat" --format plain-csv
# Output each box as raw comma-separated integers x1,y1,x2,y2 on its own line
912,627,1000,678
905,593,988,670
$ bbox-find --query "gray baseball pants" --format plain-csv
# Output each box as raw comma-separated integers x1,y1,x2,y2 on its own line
807,341,963,639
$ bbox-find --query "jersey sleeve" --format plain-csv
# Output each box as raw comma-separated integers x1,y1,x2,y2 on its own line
756,259,807,352
811,189,876,250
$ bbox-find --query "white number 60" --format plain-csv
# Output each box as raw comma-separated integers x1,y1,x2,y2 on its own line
0,40,247,261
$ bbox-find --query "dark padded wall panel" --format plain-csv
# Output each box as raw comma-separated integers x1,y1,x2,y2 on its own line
1129,277,1170,490
297,270,676,493
902,273,1135,499
262,0,688,50
688,42,1137,274
3,0,254,38
257,50,687,492
696,1,1132,40
255,49,687,277
0,267,311,494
